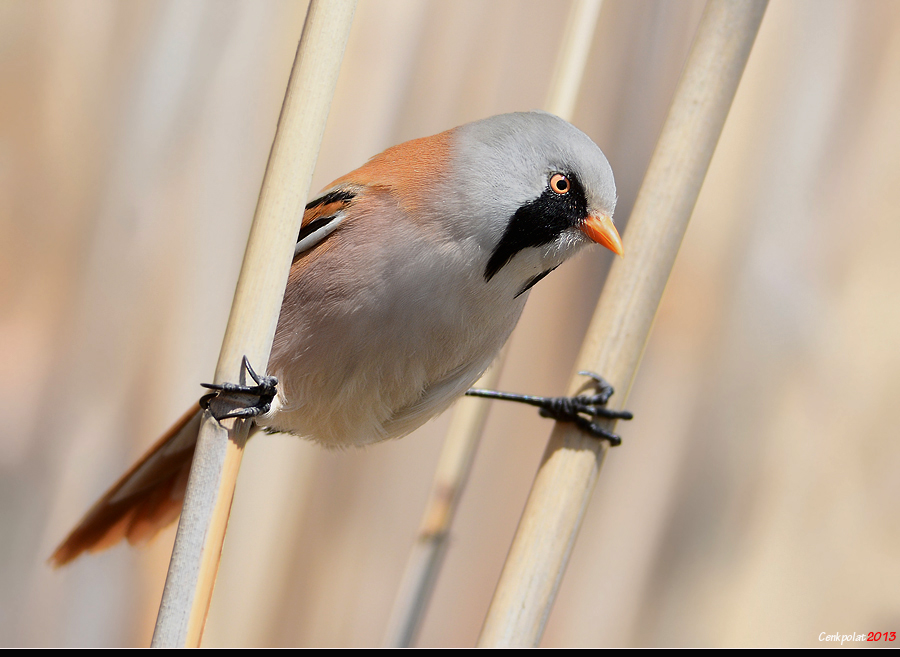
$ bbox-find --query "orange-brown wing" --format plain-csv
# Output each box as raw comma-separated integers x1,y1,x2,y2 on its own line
327,128,454,214
50,404,202,566
293,127,456,257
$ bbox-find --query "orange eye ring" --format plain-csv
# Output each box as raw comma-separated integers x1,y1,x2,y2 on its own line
549,173,570,195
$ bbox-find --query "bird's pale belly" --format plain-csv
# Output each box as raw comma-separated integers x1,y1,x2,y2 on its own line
262,264,527,447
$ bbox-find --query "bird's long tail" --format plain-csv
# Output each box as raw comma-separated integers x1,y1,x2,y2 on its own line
51,404,203,566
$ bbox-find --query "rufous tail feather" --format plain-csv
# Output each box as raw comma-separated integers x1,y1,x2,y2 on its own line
50,404,203,566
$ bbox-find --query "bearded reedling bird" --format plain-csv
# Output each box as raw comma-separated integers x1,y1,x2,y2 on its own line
51,111,631,566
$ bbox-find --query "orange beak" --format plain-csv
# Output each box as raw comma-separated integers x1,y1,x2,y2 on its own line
580,213,624,256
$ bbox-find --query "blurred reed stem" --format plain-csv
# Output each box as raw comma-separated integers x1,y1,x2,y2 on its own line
381,1,605,648
477,0,769,647
151,0,357,647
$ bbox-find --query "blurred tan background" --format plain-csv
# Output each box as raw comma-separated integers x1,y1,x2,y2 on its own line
1,0,899,647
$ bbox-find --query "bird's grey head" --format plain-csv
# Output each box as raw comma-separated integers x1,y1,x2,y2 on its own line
447,112,618,296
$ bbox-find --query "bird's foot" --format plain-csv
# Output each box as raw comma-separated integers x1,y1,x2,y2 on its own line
465,371,632,445
200,356,278,421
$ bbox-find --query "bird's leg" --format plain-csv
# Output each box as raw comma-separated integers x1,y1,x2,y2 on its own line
465,371,632,445
199,355,278,421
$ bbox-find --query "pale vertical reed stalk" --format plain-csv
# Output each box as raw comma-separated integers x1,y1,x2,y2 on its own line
381,1,606,647
477,0,769,647
151,1,358,647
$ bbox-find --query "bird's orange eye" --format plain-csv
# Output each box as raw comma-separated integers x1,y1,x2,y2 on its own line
550,173,570,195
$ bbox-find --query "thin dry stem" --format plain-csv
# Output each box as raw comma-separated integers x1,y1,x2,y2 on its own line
477,0,769,647
151,1,358,647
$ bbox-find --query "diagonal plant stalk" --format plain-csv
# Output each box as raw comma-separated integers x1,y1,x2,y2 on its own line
477,0,769,647
151,1,357,647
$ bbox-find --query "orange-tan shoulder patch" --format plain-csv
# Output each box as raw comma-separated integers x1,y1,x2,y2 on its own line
328,128,456,213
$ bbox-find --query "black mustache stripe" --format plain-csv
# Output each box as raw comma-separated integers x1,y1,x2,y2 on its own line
485,173,587,281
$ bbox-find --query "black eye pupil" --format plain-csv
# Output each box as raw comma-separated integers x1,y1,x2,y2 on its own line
557,180,567,191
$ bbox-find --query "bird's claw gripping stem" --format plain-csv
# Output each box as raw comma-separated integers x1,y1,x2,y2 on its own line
200,356,278,421
465,371,632,445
